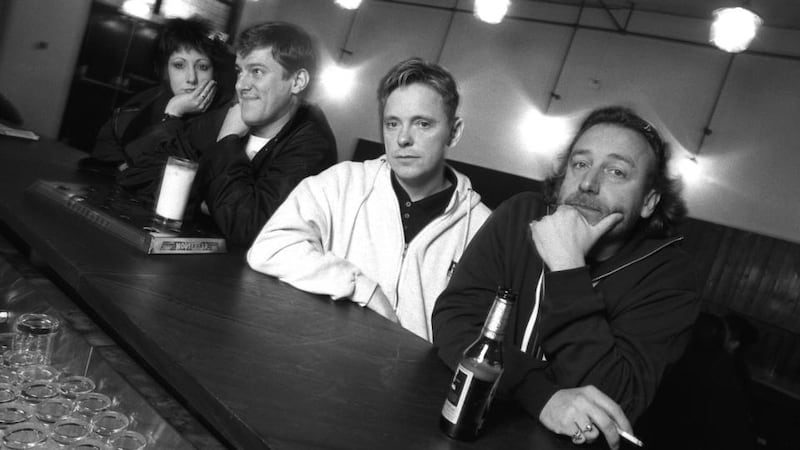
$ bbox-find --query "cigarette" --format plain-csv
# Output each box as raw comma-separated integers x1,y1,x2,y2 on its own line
617,427,643,447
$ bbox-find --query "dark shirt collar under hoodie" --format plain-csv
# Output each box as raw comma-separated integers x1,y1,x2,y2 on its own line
390,169,457,244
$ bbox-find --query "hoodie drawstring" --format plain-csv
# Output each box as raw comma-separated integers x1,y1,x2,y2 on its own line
521,265,545,358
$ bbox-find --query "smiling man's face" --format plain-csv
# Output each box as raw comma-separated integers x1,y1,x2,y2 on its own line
557,123,661,242
235,47,301,138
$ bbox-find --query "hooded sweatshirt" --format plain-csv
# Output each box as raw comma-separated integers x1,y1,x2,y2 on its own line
247,156,491,341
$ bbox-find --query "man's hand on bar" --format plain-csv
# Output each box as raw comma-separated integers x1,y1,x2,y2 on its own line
538,385,633,450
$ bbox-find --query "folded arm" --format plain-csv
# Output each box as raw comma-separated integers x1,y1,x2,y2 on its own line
433,197,698,425
203,124,335,246
246,175,379,306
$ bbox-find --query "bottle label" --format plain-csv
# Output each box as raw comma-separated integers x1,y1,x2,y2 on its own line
440,363,500,430
441,365,473,424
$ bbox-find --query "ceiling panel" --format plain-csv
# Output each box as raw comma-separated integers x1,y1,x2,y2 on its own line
530,0,800,31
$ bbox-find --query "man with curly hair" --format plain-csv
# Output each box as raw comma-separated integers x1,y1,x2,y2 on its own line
433,106,699,449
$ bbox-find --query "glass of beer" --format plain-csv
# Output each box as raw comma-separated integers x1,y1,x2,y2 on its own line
153,156,199,231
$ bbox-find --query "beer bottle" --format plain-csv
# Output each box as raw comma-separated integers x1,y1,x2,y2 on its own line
439,287,516,441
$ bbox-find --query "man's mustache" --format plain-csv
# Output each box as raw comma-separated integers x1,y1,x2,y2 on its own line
561,194,608,215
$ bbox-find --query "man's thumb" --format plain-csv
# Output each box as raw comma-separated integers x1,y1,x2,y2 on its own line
594,212,623,235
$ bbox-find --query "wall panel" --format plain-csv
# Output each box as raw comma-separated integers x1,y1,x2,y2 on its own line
681,218,800,389
240,0,350,58
438,13,574,179
549,28,730,153
0,0,90,138
689,55,800,244
232,0,800,245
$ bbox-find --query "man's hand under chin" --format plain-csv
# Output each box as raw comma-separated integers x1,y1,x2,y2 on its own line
529,206,623,272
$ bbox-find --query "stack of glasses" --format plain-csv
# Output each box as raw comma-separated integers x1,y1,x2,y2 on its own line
0,313,149,449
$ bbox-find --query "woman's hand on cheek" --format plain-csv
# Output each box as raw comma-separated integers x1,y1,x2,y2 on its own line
165,80,217,117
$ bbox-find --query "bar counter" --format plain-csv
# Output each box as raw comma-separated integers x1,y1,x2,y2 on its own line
0,135,588,449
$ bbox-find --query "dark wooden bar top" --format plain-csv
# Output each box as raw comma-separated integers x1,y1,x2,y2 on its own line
0,136,589,449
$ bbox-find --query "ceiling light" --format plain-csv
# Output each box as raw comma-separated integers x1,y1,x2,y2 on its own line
519,109,572,158
320,65,357,100
121,0,154,19
676,155,701,185
710,7,762,53
475,0,510,24
335,0,362,10
160,0,194,19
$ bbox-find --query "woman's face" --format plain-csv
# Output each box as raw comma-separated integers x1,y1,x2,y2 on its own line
166,47,214,95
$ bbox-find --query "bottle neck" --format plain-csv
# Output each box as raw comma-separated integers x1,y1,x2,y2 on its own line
481,298,512,341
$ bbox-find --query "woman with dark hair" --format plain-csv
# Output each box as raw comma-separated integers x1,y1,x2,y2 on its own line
91,17,234,169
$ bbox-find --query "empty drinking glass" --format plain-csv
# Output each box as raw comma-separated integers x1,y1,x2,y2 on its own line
35,397,73,423
1,421,49,449
12,313,60,365
19,380,60,403
0,402,33,428
59,375,96,398
108,430,148,450
91,410,130,441
67,437,113,449
51,416,93,445
73,392,112,418
0,382,19,403
17,364,60,384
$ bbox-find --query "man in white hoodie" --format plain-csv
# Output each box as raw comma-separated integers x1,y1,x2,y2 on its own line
246,58,491,341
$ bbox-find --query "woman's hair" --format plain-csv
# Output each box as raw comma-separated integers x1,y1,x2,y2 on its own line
154,17,225,77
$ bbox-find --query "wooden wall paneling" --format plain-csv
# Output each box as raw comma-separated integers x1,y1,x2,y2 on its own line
773,327,799,386
685,222,800,333
754,241,788,328
679,218,724,296
785,334,800,384
749,326,778,378
770,246,800,333
681,217,800,393
705,225,747,308
740,235,777,317
726,231,766,315
696,221,731,305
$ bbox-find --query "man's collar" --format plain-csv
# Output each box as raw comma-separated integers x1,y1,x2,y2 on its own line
589,227,684,280
249,100,303,142
388,166,456,202
390,169,456,204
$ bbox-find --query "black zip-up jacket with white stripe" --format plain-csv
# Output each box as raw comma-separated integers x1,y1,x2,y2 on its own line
433,192,700,423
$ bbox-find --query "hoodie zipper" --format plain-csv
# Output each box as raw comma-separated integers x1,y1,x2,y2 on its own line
391,188,463,313
390,166,478,314
591,236,684,283
393,242,409,312
521,235,684,357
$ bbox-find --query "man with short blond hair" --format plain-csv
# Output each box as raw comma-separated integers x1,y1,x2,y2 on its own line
247,58,491,340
